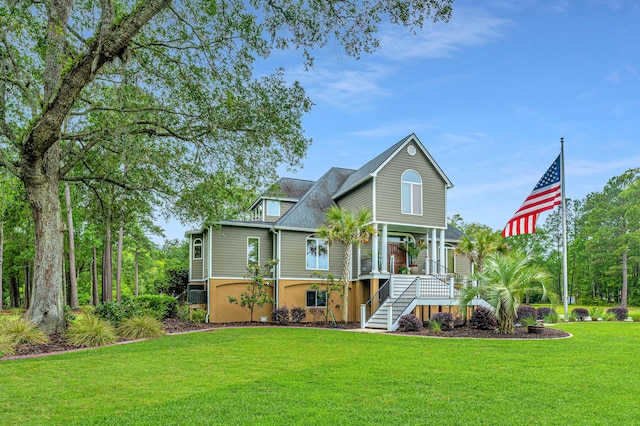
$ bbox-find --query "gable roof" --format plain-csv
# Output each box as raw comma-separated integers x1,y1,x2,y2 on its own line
333,133,453,199
275,167,355,230
268,177,315,200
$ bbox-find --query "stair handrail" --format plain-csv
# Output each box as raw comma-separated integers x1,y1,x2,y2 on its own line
388,277,419,325
425,260,472,288
362,277,391,323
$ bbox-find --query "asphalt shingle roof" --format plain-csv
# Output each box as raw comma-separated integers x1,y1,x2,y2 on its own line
276,167,355,230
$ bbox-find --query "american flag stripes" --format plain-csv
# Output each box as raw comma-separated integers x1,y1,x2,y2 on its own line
502,155,562,237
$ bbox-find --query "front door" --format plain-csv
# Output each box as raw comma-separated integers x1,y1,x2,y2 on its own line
387,241,407,274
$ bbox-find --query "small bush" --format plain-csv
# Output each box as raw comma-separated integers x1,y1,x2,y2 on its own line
517,306,537,323
271,306,290,325
602,311,617,321
398,314,423,332
430,312,454,331
290,306,307,323
135,295,179,319
606,307,628,321
189,308,207,324
536,307,553,320
0,317,48,345
453,315,465,328
571,308,589,321
308,308,325,322
94,301,141,325
469,307,497,330
118,315,165,340
67,315,118,347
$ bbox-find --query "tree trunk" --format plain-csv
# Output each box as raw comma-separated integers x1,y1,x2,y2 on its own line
22,146,66,333
621,249,628,308
116,219,124,303
102,221,113,302
64,182,79,309
341,244,351,323
135,247,139,297
9,276,19,308
92,245,99,306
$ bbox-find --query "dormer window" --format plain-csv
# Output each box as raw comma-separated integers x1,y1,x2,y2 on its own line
193,238,202,259
252,202,263,221
266,199,280,217
401,170,422,215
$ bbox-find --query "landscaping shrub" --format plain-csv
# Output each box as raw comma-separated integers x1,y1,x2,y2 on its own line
398,314,422,332
606,307,628,321
118,315,165,340
602,311,617,321
67,315,118,347
571,308,589,321
135,295,179,319
428,320,441,333
290,306,307,323
189,308,207,324
543,310,559,324
536,307,552,320
94,300,140,325
429,312,454,331
516,306,537,323
469,307,497,330
0,317,48,345
271,306,290,325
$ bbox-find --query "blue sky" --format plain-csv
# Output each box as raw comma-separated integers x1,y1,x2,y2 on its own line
164,0,640,241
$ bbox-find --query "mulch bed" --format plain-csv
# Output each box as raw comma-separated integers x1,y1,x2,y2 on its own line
397,325,571,339
3,320,569,360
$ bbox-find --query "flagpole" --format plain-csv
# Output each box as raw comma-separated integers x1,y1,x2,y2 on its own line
561,138,569,321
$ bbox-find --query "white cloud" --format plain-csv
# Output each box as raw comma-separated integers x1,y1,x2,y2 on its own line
377,8,509,61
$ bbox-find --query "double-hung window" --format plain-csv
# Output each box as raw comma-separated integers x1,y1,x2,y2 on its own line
306,237,329,270
401,170,422,215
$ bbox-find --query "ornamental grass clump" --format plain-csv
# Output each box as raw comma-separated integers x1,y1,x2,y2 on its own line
468,307,497,330
429,312,454,331
606,307,628,321
0,334,16,357
397,314,422,332
0,316,48,345
118,315,165,340
589,307,604,321
571,308,589,321
67,315,118,347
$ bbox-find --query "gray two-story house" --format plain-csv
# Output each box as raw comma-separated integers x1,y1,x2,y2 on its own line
187,134,483,329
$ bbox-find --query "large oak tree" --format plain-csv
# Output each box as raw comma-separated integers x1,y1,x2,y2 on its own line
0,0,452,333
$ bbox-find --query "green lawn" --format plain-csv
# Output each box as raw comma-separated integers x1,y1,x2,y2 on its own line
1,323,639,425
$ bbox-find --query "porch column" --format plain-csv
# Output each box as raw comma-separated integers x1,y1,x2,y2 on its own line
439,228,446,274
430,228,437,274
371,223,379,273
424,231,430,274
381,224,388,273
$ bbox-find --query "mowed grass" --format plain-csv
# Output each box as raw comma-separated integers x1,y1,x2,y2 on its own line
1,323,639,425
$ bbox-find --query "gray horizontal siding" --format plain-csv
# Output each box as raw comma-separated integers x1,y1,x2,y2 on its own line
336,180,373,213
280,230,345,279
211,226,273,277
376,142,447,228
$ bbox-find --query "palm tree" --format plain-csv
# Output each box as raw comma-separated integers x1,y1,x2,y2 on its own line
454,228,507,273
459,252,557,333
316,206,376,323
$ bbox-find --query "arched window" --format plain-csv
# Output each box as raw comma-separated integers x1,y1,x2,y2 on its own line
401,170,422,215
193,238,202,260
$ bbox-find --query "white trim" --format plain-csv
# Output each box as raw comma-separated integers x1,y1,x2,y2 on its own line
193,238,202,260
372,177,377,222
401,169,423,216
188,235,193,281
208,226,213,279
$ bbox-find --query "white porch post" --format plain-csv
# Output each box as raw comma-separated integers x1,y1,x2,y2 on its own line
381,224,388,273
439,229,446,274
371,223,379,273
430,228,437,275
424,231,430,274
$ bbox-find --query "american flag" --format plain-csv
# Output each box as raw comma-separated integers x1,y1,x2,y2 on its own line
502,155,562,237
